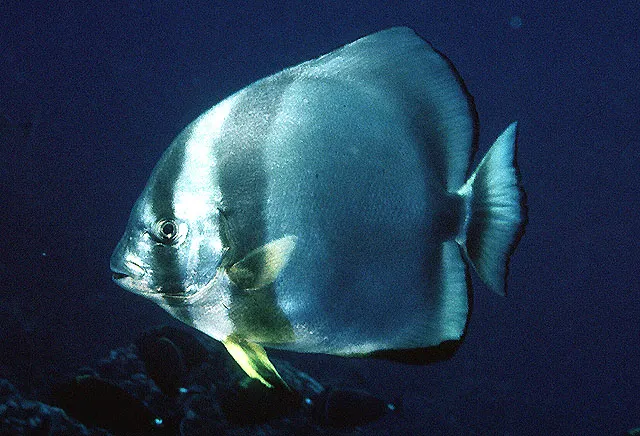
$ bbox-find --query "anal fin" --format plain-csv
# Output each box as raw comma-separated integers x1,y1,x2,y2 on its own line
367,241,471,364
367,340,462,365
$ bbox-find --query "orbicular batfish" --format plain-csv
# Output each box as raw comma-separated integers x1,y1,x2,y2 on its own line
111,27,527,388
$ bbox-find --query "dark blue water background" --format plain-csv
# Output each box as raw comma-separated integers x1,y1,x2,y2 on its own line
1,1,638,434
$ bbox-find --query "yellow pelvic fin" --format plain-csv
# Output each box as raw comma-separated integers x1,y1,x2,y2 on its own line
222,334,289,390
226,235,297,291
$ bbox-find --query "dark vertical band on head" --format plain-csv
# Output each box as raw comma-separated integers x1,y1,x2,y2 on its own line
148,124,192,319
217,74,297,342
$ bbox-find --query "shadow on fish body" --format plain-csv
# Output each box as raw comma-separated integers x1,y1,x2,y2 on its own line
51,375,173,435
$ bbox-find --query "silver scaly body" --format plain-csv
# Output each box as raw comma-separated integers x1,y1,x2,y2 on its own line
111,27,526,387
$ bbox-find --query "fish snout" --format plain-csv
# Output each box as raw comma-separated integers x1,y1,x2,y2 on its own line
110,241,147,282
112,271,129,280
110,258,146,280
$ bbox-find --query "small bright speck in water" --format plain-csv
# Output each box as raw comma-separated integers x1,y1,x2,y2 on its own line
154,417,163,426
179,387,188,394
510,15,523,29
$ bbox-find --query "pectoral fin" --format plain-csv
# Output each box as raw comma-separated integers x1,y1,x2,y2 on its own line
222,334,289,390
227,235,297,290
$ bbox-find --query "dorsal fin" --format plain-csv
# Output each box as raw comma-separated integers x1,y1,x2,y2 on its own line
295,27,478,190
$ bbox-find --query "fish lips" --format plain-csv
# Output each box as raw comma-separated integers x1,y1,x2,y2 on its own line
110,270,137,293
110,272,156,298
110,258,146,281
110,266,192,298
112,272,129,280
110,261,151,295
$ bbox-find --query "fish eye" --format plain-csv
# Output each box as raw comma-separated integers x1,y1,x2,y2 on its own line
154,219,180,244
161,221,176,237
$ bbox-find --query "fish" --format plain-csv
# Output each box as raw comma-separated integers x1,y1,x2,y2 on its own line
111,27,527,389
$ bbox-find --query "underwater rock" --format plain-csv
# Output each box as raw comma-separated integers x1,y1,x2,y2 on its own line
96,344,146,381
142,336,186,397
4,321,401,435
179,392,227,435
137,326,214,397
220,377,302,425
51,375,166,435
138,326,211,370
311,387,396,428
0,378,108,435
3,324,396,435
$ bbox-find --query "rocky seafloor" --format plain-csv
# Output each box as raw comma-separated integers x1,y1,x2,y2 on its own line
0,326,398,435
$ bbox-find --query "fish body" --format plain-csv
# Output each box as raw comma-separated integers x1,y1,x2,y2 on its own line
111,27,526,387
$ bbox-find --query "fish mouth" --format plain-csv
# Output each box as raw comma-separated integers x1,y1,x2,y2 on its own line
110,258,146,281
112,272,129,280
110,265,153,297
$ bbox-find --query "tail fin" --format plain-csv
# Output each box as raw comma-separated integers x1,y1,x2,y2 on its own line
456,122,527,295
